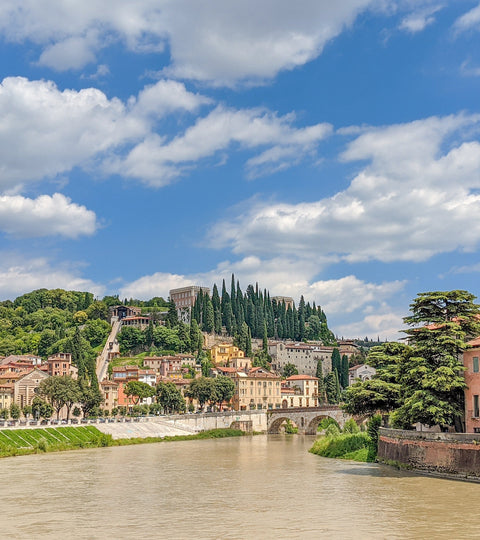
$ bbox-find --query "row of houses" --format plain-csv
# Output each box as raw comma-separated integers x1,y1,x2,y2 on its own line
0,353,77,410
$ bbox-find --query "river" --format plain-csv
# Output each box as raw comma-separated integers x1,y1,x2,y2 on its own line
1,435,479,539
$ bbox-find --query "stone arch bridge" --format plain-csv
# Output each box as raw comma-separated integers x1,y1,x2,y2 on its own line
267,406,351,435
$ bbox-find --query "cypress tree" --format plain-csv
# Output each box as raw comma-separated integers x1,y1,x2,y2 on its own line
204,297,215,333
262,322,268,354
325,372,337,404
341,354,349,388
331,348,341,374
212,284,222,334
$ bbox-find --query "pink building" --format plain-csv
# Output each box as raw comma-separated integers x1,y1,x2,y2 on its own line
463,337,480,433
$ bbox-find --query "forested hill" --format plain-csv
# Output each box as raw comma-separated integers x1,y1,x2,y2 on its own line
192,277,336,344
0,289,113,383
0,283,336,376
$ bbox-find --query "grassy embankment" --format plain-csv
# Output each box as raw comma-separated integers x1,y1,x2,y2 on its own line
309,417,381,463
0,426,245,458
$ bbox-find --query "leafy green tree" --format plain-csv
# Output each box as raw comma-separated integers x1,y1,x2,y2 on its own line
213,376,235,410
83,319,111,347
9,403,21,420
78,379,103,417
22,405,32,419
117,326,144,354
283,363,298,378
187,377,216,410
124,381,155,406
396,290,480,430
86,301,109,321
73,310,88,324
39,376,82,420
156,382,186,414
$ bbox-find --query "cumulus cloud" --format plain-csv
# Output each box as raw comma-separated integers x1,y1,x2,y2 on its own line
454,2,480,33
209,113,480,264
110,106,332,186
334,309,405,341
0,76,144,192
0,255,104,300
0,194,97,238
0,1,376,83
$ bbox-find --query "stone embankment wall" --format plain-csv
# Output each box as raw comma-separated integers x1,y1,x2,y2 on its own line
378,428,480,480
96,411,267,440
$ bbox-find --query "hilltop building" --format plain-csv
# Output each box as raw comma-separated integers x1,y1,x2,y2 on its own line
169,285,210,323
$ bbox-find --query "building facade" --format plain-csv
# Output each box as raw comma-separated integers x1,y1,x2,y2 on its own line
169,285,210,323
281,374,319,408
227,367,282,411
463,337,480,433
210,343,245,365
348,364,376,386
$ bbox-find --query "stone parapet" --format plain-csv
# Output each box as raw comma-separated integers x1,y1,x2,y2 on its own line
378,428,480,480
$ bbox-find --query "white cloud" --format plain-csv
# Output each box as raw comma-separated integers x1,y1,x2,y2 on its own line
0,76,144,192
0,193,97,238
38,34,98,70
454,2,480,33
0,1,376,83
398,4,442,33
132,79,212,120
111,106,332,186
209,113,480,264
334,309,405,341
0,255,104,300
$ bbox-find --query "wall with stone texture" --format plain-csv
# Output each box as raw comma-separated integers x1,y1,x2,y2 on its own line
378,428,480,479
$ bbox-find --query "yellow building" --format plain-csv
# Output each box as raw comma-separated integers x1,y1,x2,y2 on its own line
230,367,282,411
210,343,244,366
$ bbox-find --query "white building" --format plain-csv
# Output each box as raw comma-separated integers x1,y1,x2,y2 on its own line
269,342,332,377
348,364,376,385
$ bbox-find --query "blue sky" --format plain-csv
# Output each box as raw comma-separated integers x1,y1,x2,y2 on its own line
1,1,480,340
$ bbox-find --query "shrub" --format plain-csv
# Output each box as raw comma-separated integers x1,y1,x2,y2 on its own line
310,432,370,459
343,419,360,434
325,423,341,437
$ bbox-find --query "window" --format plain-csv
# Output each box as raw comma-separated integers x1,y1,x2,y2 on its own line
474,395,480,418
474,357,479,373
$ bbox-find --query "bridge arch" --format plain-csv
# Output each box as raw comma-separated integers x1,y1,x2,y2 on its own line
267,406,349,434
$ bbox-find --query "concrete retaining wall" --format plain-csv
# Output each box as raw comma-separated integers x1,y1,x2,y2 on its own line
96,411,267,440
378,428,480,479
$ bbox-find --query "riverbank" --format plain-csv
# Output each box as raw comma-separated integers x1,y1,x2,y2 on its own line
0,426,246,458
